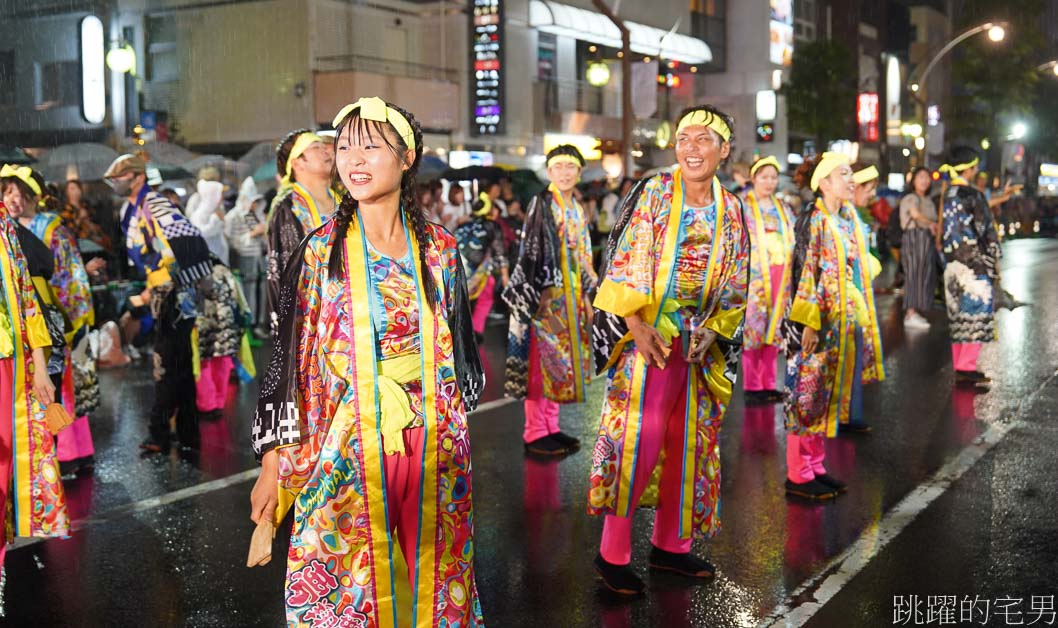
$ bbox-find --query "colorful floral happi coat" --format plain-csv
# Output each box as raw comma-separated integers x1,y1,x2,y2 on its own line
0,210,69,544
784,200,885,438
742,192,794,350
253,216,484,628
26,212,94,336
940,181,999,343
454,216,508,300
503,186,597,401
589,170,749,540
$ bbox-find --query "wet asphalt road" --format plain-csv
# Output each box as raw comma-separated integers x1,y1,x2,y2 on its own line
3,238,1057,628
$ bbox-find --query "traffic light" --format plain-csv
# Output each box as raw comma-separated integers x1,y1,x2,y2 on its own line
756,122,774,143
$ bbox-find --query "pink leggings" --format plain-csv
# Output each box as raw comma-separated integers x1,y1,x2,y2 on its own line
785,433,827,483
951,343,982,372
471,276,496,336
56,363,94,463
196,355,234,413
599,342,694,565
383,427,425,587
743,263,786,391
523,329,561,443
0,359,13,566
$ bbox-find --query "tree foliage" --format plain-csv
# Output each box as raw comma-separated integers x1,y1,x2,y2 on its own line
782,39,858,147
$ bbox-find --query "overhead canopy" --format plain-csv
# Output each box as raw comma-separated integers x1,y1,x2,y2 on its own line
529,0,712,65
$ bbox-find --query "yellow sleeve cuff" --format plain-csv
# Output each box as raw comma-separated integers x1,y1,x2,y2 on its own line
147,267,173,288
25,314,51,349
705,305,746,340
593,278,651,318
789,298,821,331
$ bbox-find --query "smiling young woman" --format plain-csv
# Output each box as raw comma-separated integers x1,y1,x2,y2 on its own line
249,97,485,628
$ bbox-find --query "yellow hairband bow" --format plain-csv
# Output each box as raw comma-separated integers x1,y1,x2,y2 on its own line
810,151,850,192
939,157,979,175
474,192,492,216
676,109,732,143
1,164,42,197
750,156,781,178
331,97,416,151
852,165,879,185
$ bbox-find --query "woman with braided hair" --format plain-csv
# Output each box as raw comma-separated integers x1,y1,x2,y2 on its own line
249,97,485,627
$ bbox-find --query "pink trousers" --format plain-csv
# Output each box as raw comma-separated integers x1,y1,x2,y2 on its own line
56,363,94,463
471,276,496,336
1,359,13,565
196,355,233,413
951,343,982,372
383,427,425,587
743,263,786,391
599,342,694,565
523,329,561,443
786,433,827,483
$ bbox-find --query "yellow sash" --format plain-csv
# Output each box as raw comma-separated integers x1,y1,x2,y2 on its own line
819,200,855,437
548,184,587,402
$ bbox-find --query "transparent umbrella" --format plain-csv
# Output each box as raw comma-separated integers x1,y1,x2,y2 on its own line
36,143,120,182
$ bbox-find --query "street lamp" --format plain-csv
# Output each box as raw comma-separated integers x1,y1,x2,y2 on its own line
1036,60,1058,76
106,43,136,75
908,21,1008,96
1010,121,1028,140
987,24,1006,42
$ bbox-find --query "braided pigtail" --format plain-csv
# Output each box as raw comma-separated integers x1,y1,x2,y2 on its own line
389,103,437,312
327,193,358,278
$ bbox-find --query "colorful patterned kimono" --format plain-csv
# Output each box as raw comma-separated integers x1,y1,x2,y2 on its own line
454,216,508,300
0,210,68,559
253,217,484,628
589,170,749,540
742,192,794,351
266,183,336,335
784,200,885,437
941,181,999,343
503,186,597,402
25,212,94,336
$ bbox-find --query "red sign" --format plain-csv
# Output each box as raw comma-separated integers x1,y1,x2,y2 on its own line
857,92,879,143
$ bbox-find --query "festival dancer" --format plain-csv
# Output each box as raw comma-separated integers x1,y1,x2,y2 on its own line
741,156,795,403
588,105,749,595
455,192,509,342
783,152,881,499
938,146,999,389
103,154,214,452
266,129,336,334
503,144,597,456
249,97,485,627
1,166,95,475
0,199,68,613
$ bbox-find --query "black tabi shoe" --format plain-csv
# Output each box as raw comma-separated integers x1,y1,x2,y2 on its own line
762,389,785,402
955,369,990,383
785,479,838,500
58,459,81,479
550,431,581,450
648,546,716,579
814,473,848,493
524,435,570,456
744,390,770,405
594,554,645,596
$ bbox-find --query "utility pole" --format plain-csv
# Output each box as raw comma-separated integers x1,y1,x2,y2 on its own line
592,0,634,176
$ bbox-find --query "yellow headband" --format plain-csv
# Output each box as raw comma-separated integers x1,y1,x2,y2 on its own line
675,109,732,143
546,154,582,169
474,192,493,216
331,97,416,151
1,164,42,197
810,152,850,192
282,132,325,186
939,157,980,175
750,156,781,178
852,165,880,185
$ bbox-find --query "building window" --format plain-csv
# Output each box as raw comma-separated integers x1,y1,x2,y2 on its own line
690,0,725,72
146,15,178,82
794,0,816,41
34,61,79,109
0,51,13,106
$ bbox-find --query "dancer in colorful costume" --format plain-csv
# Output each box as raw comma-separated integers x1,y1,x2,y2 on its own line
782,152,883,500
266,129,337,334
740,156,795,403
250,97,485,627
503,145,597,456
454,192,509,341
588,106,749,595
938,146,999,389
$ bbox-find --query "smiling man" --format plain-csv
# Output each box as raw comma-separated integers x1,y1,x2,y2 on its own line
587,105,750,595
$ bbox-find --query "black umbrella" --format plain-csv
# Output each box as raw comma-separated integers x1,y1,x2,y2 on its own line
441,165,507,181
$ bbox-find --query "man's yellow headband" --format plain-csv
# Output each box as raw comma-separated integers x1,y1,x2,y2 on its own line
810,152,850,192
546,154,582,169
852,165,880,185
675,109,732,143
750,156,781,178
474,192,492,216
331,97,416,151
282,132,325,186
1,164,42,197
939,157,979,175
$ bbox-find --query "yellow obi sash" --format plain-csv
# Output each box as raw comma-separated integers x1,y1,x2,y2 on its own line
376,352,423,455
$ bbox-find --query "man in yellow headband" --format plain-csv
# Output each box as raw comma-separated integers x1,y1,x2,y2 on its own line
265,128,337,335
502,144,597,456
588,104,749,594
938,146,999,389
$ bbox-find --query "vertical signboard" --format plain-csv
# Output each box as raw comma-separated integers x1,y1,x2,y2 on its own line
769,0,794,66
470,0,504,136
857,92,879,143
